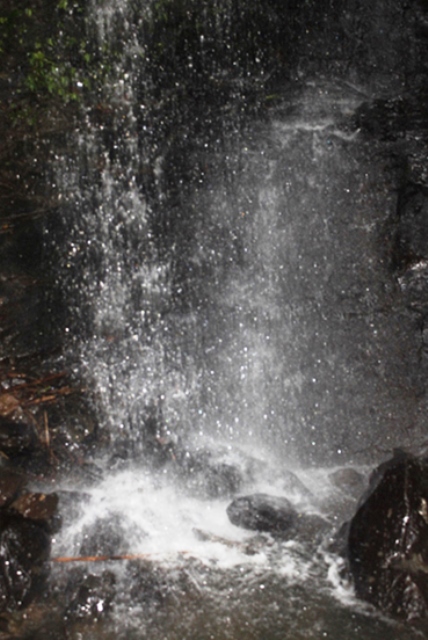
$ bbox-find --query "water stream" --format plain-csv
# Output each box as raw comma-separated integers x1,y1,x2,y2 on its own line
43,1,428,638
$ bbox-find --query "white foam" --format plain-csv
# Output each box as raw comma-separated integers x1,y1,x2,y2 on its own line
55,467,261,569
53,460,340,582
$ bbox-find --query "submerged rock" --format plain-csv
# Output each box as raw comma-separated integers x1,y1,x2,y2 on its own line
227,493,297,535
347,452,428,620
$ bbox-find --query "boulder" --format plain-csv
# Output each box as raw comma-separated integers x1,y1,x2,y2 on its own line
394,183,428,272
226,493,297,535
0,469,27,508
0,418,36,458
353,98,406,140
347,452,428,620
10,492,60,532
0,512,50,612
328,467,366,499
64,571,116,622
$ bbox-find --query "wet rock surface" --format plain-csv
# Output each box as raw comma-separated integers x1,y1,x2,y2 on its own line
328,467,367,499
0,462,61,619
64,571,116,622
0,418,37,458
10,492,59,532
79,514,134,557
347,452,428,620
0,512,51,613
0,0,427,637
227,493,297,535
0,470,26,509
175,448,244,499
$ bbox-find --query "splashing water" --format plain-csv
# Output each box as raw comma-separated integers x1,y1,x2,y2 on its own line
44,2,428,638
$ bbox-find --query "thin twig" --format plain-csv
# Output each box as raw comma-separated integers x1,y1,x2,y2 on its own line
52,553,159,563
43,410,50,449
0,371,67,392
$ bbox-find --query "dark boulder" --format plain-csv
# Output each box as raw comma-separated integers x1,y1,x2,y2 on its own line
347,452,428,620
0,512,51,612
353,98,406,140
0,469,27,508
0,418,36,458
10,492,60,533
226,493,297,535
64,571,116,622
394,183,428,272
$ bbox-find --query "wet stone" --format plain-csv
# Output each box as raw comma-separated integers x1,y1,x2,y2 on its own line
227,493,297,535
347,452,428,620
10,492,59,532
0,469,27,508
0,418,36,458
0,512,51,613
328,467,367,499
64,571,116,622
79,514,135,557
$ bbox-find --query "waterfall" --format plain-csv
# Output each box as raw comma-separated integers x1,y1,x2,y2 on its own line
46,0,425,468
32,0,428,637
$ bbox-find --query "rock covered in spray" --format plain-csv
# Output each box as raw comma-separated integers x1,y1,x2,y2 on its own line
226,493,297,535
347,451,428,620
0,512,51,612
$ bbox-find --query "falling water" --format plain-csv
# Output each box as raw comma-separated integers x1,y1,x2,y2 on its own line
41,1,428,638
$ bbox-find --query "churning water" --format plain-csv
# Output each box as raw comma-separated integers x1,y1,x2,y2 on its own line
45,1,428,638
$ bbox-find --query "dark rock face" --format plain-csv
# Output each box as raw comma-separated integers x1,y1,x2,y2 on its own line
354,98,407,141
0,469,27,508
65,571,116,622
227,493,297,535
347,453,428,620
0,512,51,612
0,418,36,458
10,492,60,533
395,184,428,269
0,471,59,614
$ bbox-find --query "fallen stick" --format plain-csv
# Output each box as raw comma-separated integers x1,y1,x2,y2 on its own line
1,371,68,390
26,386,82,406
52,553,153,563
